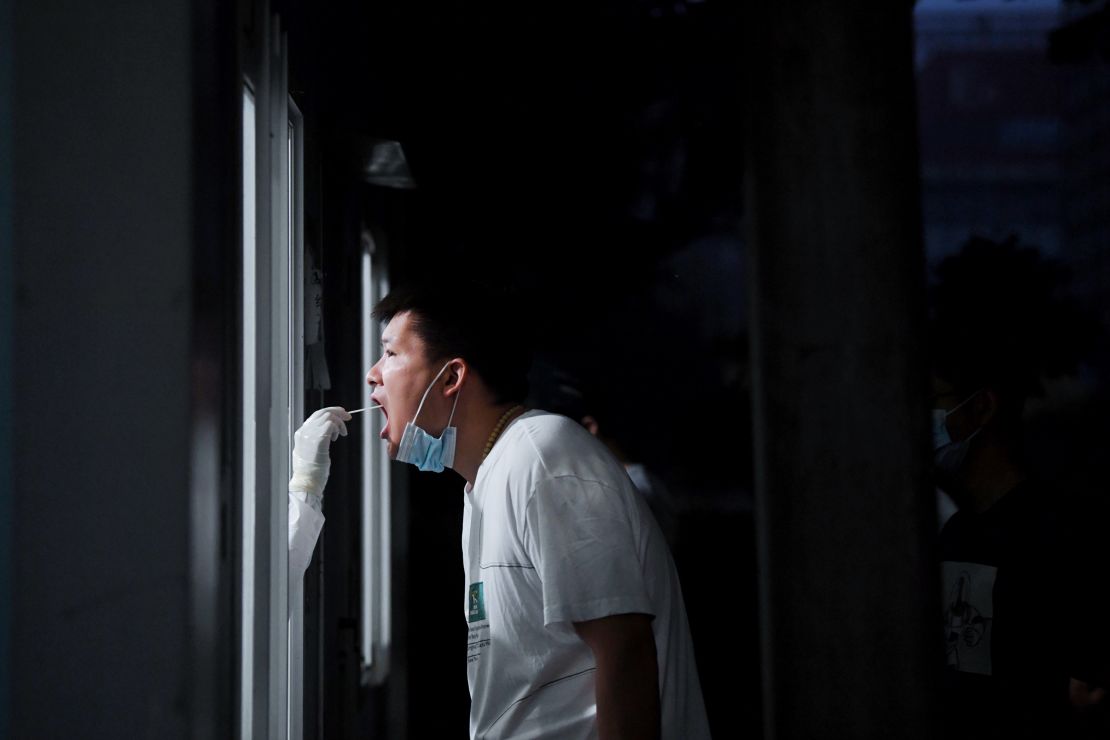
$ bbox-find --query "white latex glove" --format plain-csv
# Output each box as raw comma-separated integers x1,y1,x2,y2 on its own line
289,406,352,498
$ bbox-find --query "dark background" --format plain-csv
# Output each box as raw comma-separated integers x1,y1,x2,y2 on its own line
5,0,1110,737
287,0,1110,736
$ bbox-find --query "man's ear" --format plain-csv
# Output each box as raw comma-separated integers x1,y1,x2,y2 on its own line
975,388,999,427
445,359,467,397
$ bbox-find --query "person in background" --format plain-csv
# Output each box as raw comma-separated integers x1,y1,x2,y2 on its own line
930,236,1107,739
532,369,681,548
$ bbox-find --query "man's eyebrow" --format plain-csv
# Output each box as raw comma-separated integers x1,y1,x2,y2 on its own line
380,336,393,348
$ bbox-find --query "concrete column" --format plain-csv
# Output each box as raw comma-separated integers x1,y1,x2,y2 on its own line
12,1,233,736
0,0,12,735
744,3,941,738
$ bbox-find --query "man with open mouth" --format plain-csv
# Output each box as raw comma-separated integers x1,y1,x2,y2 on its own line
290,278,710,740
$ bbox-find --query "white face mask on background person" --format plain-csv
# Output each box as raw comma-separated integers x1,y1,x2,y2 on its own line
932,390,982,476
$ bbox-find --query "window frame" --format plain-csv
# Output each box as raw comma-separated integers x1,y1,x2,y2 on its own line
285,93,306,739
238,13,304,740
239,77,260,740
360,237,392,687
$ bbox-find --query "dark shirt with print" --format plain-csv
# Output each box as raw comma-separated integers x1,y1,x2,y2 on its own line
937,479,1092,739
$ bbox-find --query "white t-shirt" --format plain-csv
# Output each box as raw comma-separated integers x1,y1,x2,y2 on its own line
462,410,710,740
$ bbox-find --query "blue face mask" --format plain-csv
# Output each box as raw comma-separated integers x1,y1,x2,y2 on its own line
397,361,461,473
932,390,981,474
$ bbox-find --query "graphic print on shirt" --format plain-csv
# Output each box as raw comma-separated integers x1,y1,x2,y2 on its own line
467,581,490,665
942,560,997,676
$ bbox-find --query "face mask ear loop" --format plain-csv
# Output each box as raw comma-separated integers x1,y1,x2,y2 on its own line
946,388,984,419
412,361,453,427
445,379,461,429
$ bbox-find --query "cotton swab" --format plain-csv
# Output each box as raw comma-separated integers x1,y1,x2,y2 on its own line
347,405,383,415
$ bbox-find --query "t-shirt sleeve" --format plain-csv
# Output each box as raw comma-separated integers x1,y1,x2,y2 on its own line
523,475,654,627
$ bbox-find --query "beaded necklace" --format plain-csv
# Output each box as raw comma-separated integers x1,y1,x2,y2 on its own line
482,405,525,462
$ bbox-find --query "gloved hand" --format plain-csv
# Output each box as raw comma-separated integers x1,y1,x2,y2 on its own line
289,406,352,498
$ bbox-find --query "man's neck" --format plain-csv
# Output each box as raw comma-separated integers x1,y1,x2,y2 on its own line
960,444,1028,514
453,402,525,486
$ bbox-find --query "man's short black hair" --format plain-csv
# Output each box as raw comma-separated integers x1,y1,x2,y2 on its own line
372,278,533,404
930,235,1097,414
